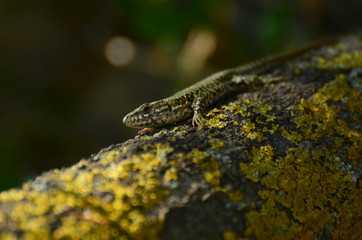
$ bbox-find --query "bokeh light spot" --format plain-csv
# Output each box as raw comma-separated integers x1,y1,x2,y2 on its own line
104,36,136,67
178,28,217,74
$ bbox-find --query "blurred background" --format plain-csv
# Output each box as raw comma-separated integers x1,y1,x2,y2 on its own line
1,0,361,191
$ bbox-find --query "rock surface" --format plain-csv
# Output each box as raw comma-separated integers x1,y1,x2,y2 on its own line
0,32,361,240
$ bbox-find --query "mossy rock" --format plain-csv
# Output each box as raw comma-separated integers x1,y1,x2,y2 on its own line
0,32,361,240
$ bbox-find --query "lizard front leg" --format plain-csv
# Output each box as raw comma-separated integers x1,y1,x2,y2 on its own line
191,96,207,126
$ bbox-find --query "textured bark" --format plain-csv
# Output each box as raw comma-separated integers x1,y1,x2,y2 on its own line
0,32,361,240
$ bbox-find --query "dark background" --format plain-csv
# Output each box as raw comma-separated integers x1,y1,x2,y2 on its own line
1,0,361,191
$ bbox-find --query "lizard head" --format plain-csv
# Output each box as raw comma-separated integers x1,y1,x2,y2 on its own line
123,100,189,128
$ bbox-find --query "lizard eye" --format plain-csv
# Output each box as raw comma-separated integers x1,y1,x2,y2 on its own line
141,105,149,112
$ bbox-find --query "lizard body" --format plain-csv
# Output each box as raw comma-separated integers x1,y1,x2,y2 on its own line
123,38,332,128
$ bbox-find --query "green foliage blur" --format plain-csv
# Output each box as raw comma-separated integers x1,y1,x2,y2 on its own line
0,0,361,191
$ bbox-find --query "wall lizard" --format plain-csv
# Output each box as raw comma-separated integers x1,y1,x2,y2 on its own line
123,37,334,129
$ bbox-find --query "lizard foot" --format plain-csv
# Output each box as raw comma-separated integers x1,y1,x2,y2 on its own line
192,114,206,127
138,128,155,135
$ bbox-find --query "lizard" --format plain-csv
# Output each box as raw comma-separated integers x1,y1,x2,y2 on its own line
123,37,334,129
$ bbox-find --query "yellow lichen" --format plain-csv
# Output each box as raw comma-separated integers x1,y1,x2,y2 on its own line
240,122,256,133
0,144,175,239
209,138,225,151
240,73,362,239
244,197,302,239
205,109,229,129
0,233,17,240
164,167,178,181
223,231,239,240
190,149,221,187
239,145,274,183
280,127,302,143
189,148,247,203
317,50,362,69
226,190,243,202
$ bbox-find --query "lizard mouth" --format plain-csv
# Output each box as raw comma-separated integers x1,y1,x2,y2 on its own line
122,114,137,128
123,113,153,128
